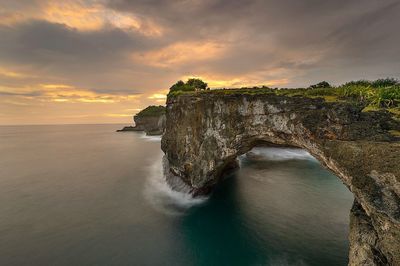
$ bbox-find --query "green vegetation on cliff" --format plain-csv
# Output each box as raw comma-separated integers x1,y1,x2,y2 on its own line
308,81,331,89
276,82,399,107
167,78,400,118
169,78,208,94
136,105,166,117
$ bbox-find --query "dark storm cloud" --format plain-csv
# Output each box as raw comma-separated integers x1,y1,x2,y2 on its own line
1,0,400,91
0,91,42,97
107,0,363,39
0,18,173,93
1,0,400,124
107,0,400,85
326,1,400,58
0,19,161,65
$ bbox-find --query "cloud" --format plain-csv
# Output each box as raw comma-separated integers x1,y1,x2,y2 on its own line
0,19,149,63
1,0,400,124
0,67,36,79
0,18,172,95
133,41,226,67
107,0,400,85
0,0,164,35
0,82,141,103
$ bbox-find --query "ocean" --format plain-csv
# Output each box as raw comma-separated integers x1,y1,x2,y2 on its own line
0,124,353,265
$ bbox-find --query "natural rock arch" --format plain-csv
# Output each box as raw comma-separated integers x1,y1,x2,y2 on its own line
161,93,400,265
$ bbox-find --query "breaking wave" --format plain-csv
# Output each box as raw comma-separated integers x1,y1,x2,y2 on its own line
144,153,207,215
144,146,316,215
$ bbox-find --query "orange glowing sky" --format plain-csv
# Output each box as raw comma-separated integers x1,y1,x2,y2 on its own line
0,0,399,125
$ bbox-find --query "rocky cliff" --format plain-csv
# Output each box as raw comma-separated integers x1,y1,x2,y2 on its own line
132,114,166,135
117,106,166,135
161,93,400,265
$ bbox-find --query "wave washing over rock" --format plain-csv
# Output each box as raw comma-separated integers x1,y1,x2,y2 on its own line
144,155,207,215
146,147,315,216
139,133,162,142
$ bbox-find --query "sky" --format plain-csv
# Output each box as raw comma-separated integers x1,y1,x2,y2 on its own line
0,0,399,125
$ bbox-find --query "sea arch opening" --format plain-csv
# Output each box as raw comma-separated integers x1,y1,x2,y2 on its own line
221,143,354,265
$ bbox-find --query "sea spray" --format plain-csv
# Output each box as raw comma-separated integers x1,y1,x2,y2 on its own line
139,132,162,142
145,147,315,215
144,154,207,215
244,147,317,162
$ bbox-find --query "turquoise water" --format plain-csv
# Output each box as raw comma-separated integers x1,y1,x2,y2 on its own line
0,124,353,265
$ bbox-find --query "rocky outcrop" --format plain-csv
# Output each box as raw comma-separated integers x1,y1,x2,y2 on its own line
117,113,166,135
161,93,400,265
133,113,166,135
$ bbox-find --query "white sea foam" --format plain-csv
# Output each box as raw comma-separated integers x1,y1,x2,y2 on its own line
144,154,207,215
139,133,162,142
144,145,313,215
244,147,316,161
269,256,309,266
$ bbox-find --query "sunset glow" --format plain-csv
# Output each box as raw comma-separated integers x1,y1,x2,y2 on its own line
1,0,399,124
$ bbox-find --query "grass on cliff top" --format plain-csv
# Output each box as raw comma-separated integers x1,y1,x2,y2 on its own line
168,79,400,118
389,130,400,137
136,105,166,117
168,86,277,97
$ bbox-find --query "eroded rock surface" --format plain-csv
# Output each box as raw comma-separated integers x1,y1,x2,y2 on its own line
117,114,166,135
132,113,166,135
161,93,400,265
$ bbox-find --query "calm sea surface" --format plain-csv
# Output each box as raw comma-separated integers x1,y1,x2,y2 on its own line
0,124,353,266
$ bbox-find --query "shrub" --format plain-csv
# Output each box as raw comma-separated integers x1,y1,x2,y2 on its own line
169,78,208,93
309,81,331,89
371,78,399,88
337,85,371,99
186,78,208,90
169,80,191,92
369,86,400,108
336,83,399,108
136,105,166,117
304,88,336,96
343,80,372,87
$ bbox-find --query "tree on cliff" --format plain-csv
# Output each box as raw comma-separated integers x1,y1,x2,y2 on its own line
169,80,186,92
186,78,208,90
169,78,208,92
309,81,331,89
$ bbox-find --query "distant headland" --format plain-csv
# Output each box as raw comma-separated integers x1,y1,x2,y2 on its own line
117,105,166,135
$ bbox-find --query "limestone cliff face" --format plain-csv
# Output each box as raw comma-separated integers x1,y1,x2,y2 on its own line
117,114,165,135
161,93,400,265
132,114,166,135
